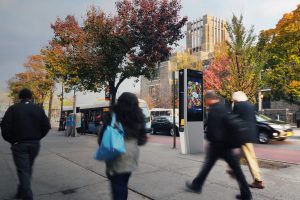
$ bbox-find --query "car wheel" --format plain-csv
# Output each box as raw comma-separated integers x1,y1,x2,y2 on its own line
170,128,175,136
152,129,156,135
277,138,287,141
170,128,179,137
258,132,270,144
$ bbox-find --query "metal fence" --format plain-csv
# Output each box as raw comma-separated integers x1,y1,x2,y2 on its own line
259,108,300,124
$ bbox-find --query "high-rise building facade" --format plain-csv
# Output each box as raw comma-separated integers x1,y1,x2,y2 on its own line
186,15,228,53
140,15,228,108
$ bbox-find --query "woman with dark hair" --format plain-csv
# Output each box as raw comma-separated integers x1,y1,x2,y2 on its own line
98,92,147,200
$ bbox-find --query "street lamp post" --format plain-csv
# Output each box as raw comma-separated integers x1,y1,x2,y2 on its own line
258,91,263,112
258,69,271,112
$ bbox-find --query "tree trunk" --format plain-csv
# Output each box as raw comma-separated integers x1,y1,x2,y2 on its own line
109,80,116,106
48,88,54,122
111,76,127,106
72,88,77,137
59,82,64,131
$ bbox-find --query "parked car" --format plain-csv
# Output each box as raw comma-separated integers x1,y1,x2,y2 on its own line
151,116,179,136
256,114,294,144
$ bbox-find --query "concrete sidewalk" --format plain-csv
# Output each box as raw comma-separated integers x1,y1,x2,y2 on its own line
0,130,299,200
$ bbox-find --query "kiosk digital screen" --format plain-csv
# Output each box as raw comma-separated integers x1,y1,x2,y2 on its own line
187,70,203,121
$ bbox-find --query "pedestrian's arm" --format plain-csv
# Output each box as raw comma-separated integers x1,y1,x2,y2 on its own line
98,113,111,145
138,123,147,146
0,107,14,143
40,109,51,138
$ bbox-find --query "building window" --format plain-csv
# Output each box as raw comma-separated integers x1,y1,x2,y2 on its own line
149,85,160,97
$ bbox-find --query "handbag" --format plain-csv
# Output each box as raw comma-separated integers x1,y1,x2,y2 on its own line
94,113,126,161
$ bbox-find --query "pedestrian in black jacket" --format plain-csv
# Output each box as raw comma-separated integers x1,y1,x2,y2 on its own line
1,88,51,200
231,91,264,189
186,90,252,200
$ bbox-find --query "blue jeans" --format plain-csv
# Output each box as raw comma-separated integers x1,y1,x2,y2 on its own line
11,141,40,200
110,173,131,200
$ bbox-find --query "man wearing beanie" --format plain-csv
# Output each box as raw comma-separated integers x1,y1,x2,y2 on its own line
1,88,51,200
230,91,265,189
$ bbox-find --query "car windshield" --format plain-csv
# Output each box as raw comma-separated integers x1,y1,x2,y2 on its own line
161,116,178,123
256,114,272,122
141,107,149,116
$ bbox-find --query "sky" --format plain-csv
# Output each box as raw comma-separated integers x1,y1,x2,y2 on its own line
0,0,299,104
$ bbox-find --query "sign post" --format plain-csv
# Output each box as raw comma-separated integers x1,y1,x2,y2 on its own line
179,69,204,154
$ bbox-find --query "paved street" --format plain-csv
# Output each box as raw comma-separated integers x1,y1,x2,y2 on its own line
1,129,300,200
149,128,300,164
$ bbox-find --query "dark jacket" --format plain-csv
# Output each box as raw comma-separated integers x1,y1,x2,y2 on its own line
206,102,229,146
232,101,258,143
1,100,51,144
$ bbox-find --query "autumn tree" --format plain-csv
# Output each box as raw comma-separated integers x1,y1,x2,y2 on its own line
47,15,85,134
51,1,187,105
203,15,262,103
144,93,159,109
203,43,230,94
8,55,54,107
41,40,73,125
24,55,56,120
49,15,84,91
258,4,300,103
169,50,203,71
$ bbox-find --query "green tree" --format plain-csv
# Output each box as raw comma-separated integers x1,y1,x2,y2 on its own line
258,5,300,103
220,15,261,102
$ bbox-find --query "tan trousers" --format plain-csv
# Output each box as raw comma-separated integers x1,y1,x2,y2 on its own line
241,143,262,182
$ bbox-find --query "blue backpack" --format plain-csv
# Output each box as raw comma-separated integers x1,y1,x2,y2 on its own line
94,113,126,161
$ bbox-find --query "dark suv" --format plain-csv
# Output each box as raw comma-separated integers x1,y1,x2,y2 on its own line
151,116,179,136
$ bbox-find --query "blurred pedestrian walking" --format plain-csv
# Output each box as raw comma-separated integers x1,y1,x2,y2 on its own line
1,88,51,200
186,90,252,200
228,91,264,189
98,92,147,200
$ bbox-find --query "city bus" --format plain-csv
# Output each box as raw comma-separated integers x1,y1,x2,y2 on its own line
62,99,152,134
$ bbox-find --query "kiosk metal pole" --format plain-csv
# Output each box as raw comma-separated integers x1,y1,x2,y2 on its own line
172,70,176,148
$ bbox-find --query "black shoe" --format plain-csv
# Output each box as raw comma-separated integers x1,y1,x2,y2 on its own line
185,181,201,194
236,194,252,200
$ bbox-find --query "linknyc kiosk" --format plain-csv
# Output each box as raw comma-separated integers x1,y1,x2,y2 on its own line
179,69,204,154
